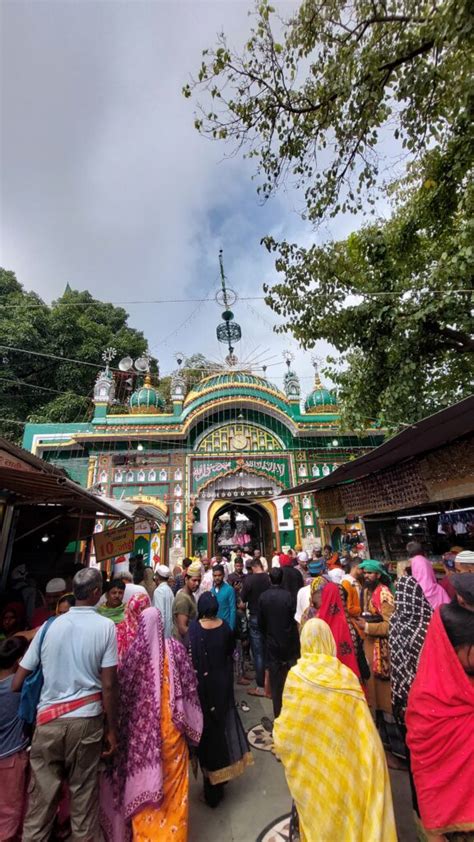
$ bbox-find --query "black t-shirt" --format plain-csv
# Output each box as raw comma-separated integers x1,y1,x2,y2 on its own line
241,572,271,616
281,566,304,609
258,587,300,663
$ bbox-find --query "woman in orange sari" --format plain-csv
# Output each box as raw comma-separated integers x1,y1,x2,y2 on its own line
101,607,202,841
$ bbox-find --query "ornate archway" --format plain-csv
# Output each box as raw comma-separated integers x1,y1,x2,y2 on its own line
207,498,278,559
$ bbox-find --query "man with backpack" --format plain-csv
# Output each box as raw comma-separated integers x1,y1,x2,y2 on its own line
12,567,118,842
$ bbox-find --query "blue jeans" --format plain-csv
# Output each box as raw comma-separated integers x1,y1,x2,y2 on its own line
249,616,265,688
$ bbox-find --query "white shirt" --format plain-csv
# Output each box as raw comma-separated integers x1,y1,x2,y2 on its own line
153,583,174,639
295,584,311,624
272,554,280,568
21,606,117,718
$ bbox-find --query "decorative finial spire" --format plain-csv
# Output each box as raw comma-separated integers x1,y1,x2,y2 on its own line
102,346,117,375
282,351,300,399
215,250,241,365
171,352,187,401
282,350,295,369
311,354,323,388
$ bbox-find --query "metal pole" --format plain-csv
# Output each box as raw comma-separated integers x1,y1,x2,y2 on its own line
0,505,18,591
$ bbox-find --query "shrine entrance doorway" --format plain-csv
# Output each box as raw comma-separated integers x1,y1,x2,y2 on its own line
211,500,274,561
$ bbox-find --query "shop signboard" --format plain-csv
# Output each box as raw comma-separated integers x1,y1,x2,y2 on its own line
93,524,135,563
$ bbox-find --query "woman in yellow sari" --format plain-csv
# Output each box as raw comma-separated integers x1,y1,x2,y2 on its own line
273,619,397,842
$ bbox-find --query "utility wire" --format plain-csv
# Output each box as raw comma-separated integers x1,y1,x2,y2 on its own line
0,344,108,370
0,289,471,309
0,376,94,398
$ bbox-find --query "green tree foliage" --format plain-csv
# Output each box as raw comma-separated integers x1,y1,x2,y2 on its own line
265,140,474,428
185,0,474,427
0,270,149,441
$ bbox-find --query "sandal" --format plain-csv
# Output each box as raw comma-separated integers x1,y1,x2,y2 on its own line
247,687,265,696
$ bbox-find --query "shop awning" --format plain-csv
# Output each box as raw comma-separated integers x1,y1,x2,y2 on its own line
0,437,131,518
281,395,474,496
98,497,168,525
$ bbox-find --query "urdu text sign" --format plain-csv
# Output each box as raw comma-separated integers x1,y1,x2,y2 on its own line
93,524,135,562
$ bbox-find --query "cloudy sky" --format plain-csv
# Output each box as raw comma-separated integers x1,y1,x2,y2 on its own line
1,0,369,396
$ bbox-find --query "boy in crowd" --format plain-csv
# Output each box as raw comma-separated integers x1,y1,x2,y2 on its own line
0,636,29,840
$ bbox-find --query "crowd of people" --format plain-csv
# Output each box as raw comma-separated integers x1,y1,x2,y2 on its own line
0,540,473,841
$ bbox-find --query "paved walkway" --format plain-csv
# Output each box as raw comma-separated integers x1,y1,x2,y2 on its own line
188,685,418,842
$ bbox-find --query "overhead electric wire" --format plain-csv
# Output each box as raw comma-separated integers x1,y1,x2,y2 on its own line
0,344,114,371
0,376,94,398
0,289,471,309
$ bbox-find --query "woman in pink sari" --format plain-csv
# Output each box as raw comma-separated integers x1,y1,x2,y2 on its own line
116,592,150,662
407,542,450,610
101,607,202,842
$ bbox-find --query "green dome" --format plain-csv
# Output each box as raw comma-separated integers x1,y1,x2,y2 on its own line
184,370,285,407
130,375,165,413
305,375,338,413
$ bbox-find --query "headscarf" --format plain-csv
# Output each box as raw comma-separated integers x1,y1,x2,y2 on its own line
274,619,397,842
310,576,327,595
359,559,393,588
389,575,432,722
411,555,450,609
112,607,203,821
116,592,150,661
55,593,75,615
279,554,292,568
293,619,363,696
142,567,156,599
406,609,474,834
317,582,361,680
197,592,218,619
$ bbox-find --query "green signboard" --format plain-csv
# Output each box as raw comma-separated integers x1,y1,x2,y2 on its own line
191,456,290,493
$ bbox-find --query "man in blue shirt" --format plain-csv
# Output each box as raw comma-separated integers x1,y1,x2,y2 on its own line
212,564,236,631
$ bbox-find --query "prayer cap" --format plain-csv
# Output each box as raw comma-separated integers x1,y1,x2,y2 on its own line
451,573,474,606
297,551,309,562
308,560,326,576
187,562,202,577
113,560,130,576
45,577,66,594
155,564,170,579
454,550,474,565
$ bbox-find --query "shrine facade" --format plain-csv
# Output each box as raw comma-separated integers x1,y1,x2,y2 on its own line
23,361,383,567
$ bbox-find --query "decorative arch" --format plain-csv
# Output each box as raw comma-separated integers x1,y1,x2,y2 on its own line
182,396,298,438
194,420,285,453
206,498,280,554
197,464,285,497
